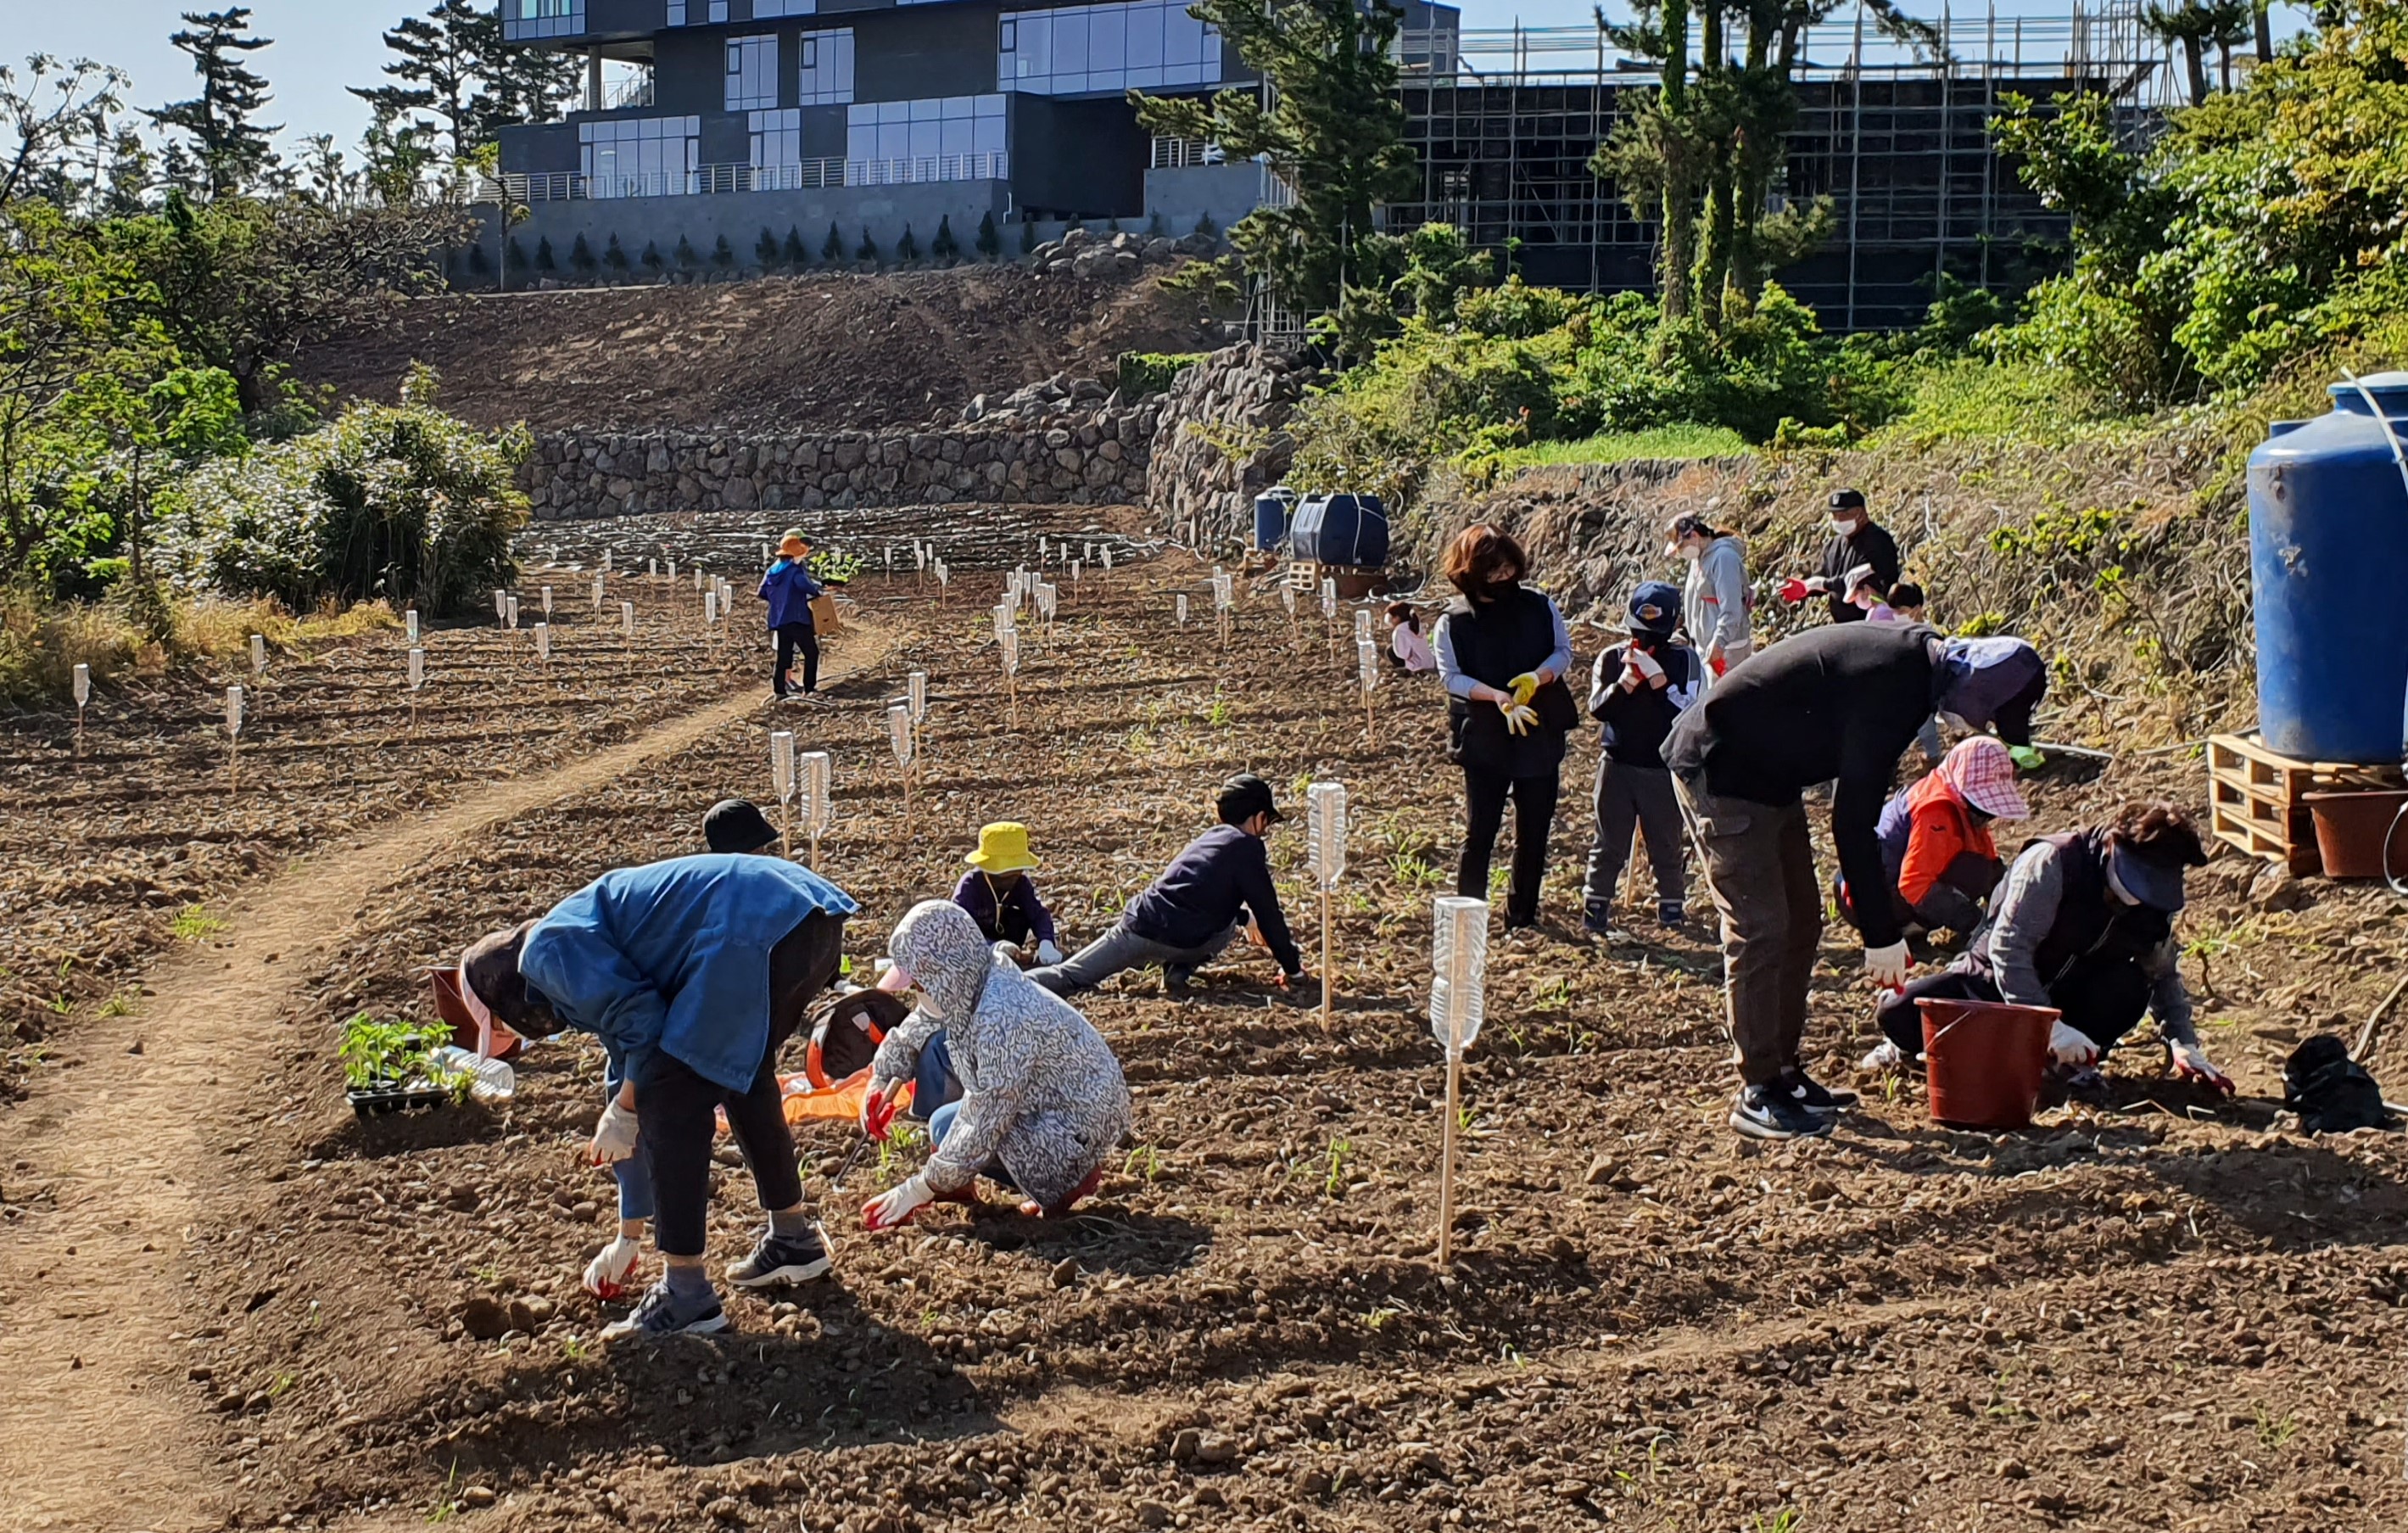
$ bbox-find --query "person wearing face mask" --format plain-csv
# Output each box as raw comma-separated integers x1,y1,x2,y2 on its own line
1665,514,1754,677
1432,523,1579,932
1580,581,1704,936
1782,490,1901,626
1867,801,2229,1095
1662,621,2049,1139
1835,736,2028,941
858,900,1131,1230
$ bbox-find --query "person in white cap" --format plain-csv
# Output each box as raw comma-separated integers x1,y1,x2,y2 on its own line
1835,736,2028,943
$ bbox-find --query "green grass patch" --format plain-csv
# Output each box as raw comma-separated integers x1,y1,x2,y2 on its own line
1862,356,2145,453
1490,422,1750,470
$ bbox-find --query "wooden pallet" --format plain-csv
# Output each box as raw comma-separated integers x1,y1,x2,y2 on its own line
1285,560,1394,601
2207,733,2401,874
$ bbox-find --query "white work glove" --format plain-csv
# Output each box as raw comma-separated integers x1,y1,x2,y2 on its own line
863,1172,935,1232
1629,648,1666,682
2170,1040,2236,1097
588,1098,639,1165
1863,941,1913,987
582,1234,641,1301
1803,575,1834,596
1495,697,1540,736
2049,1021,2100,1067
1035,939,1064,965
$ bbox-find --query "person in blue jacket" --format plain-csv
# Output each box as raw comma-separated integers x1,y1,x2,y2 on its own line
458,853,858,1340
757,529,825,698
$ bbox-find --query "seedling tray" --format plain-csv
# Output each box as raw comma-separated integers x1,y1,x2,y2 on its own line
347,1083,453,1118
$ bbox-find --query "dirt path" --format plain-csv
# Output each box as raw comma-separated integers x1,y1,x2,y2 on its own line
0,627,897,1533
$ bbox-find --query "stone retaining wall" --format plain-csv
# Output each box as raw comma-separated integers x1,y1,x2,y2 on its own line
1144,344,1311,546
522,406,1159,519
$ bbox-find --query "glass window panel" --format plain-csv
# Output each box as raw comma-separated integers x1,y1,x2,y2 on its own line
1127,6,1164,74
1053,13,1087,76
1088,8,1128,81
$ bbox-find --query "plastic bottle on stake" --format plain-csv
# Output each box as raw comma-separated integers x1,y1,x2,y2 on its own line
621,601,635,637
705,590,718,625
494,589,507,625
408,646,425,691
406,610,421,645
908,670,929,721
1321,579,1338,618
1430,894,1489,1262
542,586,555,617
592,574,605,607
888,703,913,768
506,596,520,630
250,634,267,674
1355,608,1373,644
536,622,551,660
802,751,832,833
72,663,90,757
1176,593,1189,626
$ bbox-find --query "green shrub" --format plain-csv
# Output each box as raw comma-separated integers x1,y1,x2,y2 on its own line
154,366,528,618
1118,351,1207,398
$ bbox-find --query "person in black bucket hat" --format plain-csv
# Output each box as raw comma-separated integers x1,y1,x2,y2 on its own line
703,798,781,855
1867,800,2231,1095
1028,774,1312,1004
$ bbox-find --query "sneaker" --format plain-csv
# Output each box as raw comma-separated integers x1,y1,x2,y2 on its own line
1657,899,1686,929
1783,1067,1859,1116
1019,1166,1106,1220
1580,911,1623,941
1730,1083,1835,1141
1162,967,1194,1000
1860,1039,1908,1072
601,1279,729,1341
726,1225,834,1289
582,1234,642,1301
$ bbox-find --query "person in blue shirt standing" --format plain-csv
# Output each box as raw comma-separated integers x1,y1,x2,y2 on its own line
458,853,859,1340
757,529,825,699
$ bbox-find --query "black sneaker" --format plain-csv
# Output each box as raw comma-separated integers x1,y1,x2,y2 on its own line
1783,1067,1859,1117
1730,1084,1835,1141
726,1225,833,1289
1657,899,1686,929
601,1279,729,1341
1162,967,1194,1000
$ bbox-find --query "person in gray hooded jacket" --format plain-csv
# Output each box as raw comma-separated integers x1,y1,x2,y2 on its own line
859,900,1132,1228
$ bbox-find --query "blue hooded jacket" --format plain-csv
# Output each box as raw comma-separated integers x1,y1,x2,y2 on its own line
520,854,858,1092
757,557,824,630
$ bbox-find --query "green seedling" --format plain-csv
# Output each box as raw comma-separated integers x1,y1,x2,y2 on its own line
1389,852,1444,891
1123,1144,1165,1182
2254,1403,2299,1451
1323,1138,1354,1197
171,905,225,942
338,1012,455,1093
98,993,134,1018
1531,976,1573,1010
1752,1512,1801,1533
561,1335,590,1362
1203,697,1232,728
1488,866,1509,897
267,1372,296,1399
427,1461,463,1525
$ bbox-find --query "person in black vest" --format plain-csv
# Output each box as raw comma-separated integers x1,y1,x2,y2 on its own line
1869,801,2231,1094
1663,622,2049,1139
1432,524,1578,932
1581,580,1705,935
1781,489,1902,626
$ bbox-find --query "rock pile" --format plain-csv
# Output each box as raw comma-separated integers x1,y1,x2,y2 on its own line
1025,227,1215,280
522,406,1160,519
1143,344,1312,546
962,372,1118,423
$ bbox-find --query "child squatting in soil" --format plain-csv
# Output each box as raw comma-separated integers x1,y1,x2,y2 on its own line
858,900,1131,1228
458,852,858,1340
950,821,1065,965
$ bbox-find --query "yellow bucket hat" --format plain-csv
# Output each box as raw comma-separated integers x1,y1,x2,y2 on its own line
779,529,809,557
965,822,1039,874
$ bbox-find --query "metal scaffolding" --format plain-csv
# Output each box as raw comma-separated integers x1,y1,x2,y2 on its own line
1388,1,2168,329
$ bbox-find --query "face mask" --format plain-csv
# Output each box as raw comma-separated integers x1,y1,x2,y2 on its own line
1676,541,1702,562
1831,518,1860,536
2104,861,2141,908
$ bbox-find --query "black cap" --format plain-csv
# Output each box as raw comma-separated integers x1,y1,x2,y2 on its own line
1629,579,1681,637
705,797,781,854
1828,488,1867,512
2108,844,2189,914
1216,773,1283,826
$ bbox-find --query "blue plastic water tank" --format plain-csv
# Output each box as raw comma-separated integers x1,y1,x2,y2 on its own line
1252,488,1296,553
1291,493,1391,568
2248,372,2408,764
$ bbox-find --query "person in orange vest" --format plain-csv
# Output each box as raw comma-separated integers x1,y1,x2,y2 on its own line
1836,736,2028,942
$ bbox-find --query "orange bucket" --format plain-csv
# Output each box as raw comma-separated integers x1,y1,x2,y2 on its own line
1918,997,2058,1129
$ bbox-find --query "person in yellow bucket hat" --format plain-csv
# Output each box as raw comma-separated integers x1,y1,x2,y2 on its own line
757,529,824,700
949,822,1064,965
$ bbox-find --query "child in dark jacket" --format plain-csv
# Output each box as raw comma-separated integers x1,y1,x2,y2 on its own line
757,529,825,698
949,822,1064,964
1582,582,1706,934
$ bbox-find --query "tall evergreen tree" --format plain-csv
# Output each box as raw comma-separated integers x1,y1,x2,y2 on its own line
1131,0,1417,314
148,8,281,198
355,3,579,159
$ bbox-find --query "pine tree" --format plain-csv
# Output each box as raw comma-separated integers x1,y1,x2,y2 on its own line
756,226,781,269
673,233,699,271
602,232,629,272
783,225,808,269
822,221,844,263
1019,217,1038,255
571,232,596,273
1130,0,1415,312
537,235,557,271
853,226,877,264
975,210,1002,261
930,216,959,264
641,239,667,276
148,7,282,198
351,1,491,159
712,233,735,270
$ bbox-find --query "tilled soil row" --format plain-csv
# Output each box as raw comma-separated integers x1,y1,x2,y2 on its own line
53,555,2408,1533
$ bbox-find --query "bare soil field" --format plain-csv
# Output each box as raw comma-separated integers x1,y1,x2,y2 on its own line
6,538,2408,1533
293,267,1219,434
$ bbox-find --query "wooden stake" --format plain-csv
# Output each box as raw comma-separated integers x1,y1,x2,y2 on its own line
1320,888,1334,1037
1438,1049,1462,1265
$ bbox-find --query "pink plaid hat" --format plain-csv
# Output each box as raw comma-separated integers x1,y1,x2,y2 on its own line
1940,736,2031,820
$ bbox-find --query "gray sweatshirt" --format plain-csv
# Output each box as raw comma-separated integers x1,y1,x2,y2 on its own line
873,899,1131,1207
1681,535,1753,663
1979,840,2196,1045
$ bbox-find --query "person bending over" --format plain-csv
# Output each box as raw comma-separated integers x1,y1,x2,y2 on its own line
459,853,857,1340
1869,801,2229,1093
1836,736,2029,944
1028,774,1311,1003
858,901,1131,1229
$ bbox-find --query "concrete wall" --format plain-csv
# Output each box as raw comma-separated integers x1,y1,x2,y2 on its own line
1143,163,1267,242
522,408,1162,518
506,180,1014,271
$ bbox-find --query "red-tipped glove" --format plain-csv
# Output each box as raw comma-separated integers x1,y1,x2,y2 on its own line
860,1081,902,1142
863,1173,934,1232
2171,1042,2236,1097
1779,577,1813,603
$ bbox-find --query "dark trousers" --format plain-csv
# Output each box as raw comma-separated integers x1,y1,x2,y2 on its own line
774,624,819,695
1582,758,1688,917
633,911,846,1256
1459,766,1560,926
1673,775,1820,1088
1876,961,2153,1056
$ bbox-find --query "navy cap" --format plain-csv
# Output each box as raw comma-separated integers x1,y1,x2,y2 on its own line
2109,844,2188,913
1629,580,1681,636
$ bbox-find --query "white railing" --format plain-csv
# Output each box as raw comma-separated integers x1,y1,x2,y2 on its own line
473,154,1011,204
1149,136,1226,170
605,74,656,110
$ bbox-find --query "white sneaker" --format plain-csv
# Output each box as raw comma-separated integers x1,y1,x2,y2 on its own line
583,1235,642,1301
1860,1039,1908,1071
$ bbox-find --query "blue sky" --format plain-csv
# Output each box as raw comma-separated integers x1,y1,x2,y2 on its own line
14,1,2303,159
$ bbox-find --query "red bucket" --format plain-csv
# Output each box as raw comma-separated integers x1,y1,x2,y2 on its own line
427,966,524,1060
1918,997,2057,1130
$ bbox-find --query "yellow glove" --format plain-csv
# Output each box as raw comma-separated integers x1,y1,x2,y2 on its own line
1506,673,1540,708
1497,698,1539,736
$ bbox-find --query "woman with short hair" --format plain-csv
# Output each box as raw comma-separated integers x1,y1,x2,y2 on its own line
1432,524,1578,932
